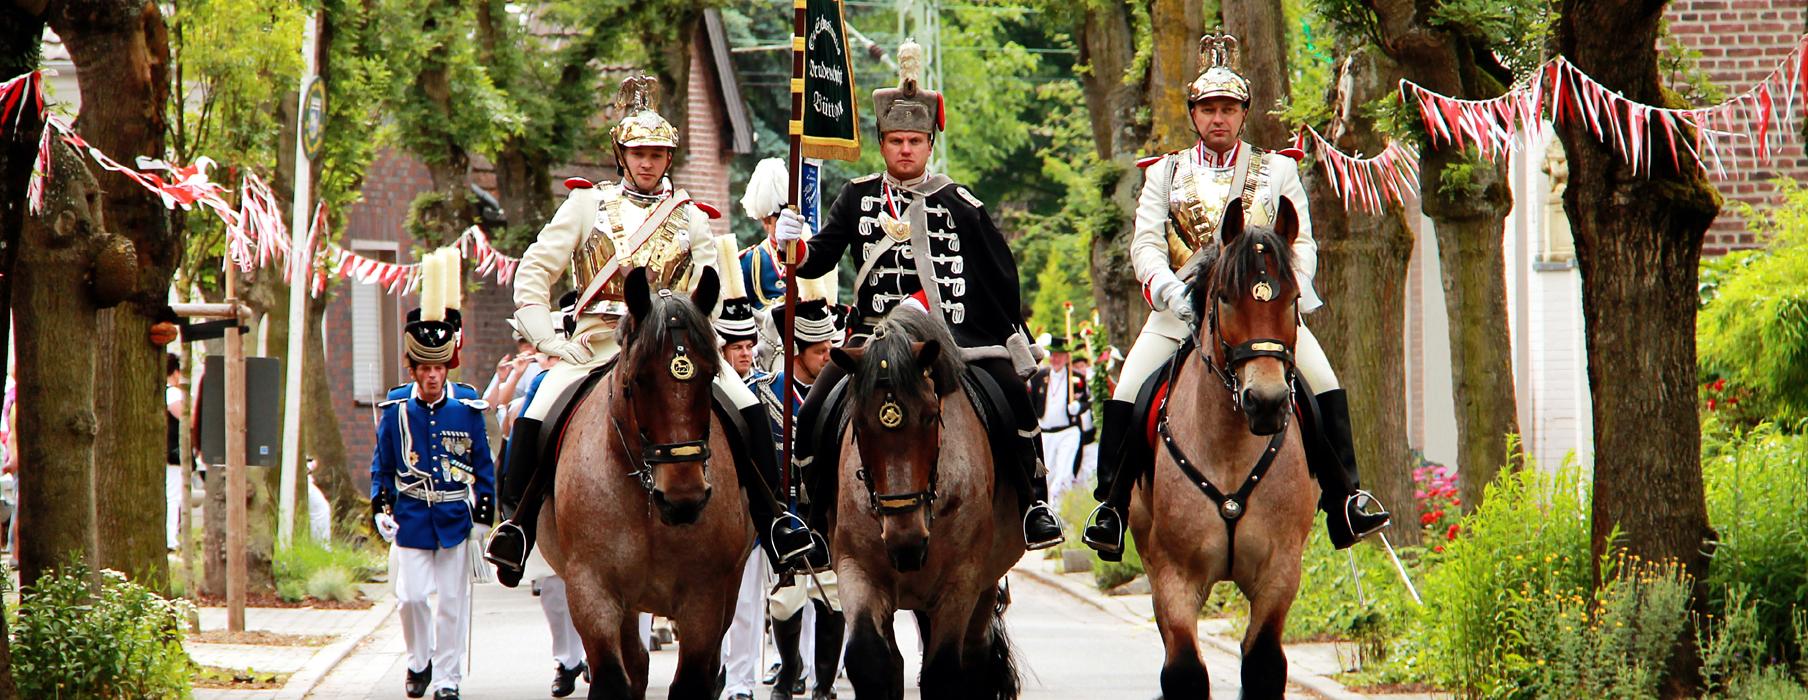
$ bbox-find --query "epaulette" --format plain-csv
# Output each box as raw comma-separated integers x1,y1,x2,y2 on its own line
564,177,594,190
850,172,881,184
954,186,984,209
1136,152,1176,169
457,397,491,411
378,397,406,408
1274,147,1306,161
693,201,722,219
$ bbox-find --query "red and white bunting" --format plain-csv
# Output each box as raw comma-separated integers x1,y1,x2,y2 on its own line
457,226,521,287
1302,126,1421,212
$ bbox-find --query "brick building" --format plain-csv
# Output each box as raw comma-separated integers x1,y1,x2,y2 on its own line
1666,1,1808,253
325,11,752,480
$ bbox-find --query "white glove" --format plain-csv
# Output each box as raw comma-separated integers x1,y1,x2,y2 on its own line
514,305,594,365
468,523,490,543
773,208,807,243
374,513,399,543
1153,278,1196,324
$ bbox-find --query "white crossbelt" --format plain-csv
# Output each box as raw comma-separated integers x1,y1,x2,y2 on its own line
395,402,474,505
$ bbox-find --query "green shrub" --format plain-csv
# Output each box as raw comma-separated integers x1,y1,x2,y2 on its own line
274,535,384,602
1726,667,1808,700
1699,182,1808,428
1702,422,1808,665
1094,533,1144,591
1286,526,1421,664
1520,554,1693,699
1400,460,1594,696
12,564,195,699
306,565,360,603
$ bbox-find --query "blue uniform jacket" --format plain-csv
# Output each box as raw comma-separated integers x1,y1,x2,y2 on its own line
370,383,496,550
738,240,788,310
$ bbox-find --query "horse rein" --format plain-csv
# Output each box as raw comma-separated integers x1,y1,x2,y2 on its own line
613,309,713,494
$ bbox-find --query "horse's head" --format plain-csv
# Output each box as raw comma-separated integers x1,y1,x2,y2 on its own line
1192,198,1301,436
616,266,723,526
830,309,964,572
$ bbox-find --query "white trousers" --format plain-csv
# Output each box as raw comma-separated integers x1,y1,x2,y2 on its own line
720,550,771,697
395,543,471,691
1112,309,1340,403
307,477,332,545
536,575,586,669
166,465,184,549
1039,427,1083,505
523,342,758,422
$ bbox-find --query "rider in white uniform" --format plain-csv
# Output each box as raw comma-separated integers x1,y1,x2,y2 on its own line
1083,32,1390,559
485,75,816,587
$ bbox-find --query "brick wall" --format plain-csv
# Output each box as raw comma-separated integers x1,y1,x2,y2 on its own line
1666,1,1808,254
672,26,734,238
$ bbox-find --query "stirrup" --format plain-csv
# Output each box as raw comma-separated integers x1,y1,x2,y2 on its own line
1023,501,1065,551
1343,490,1391,540
768,512,817,564
483,520,528,571
1081,503,1125,554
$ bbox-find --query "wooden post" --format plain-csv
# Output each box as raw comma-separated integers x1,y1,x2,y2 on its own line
223,267,248,632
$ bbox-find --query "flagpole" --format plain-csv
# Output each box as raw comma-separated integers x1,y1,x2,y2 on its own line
780,0,807,507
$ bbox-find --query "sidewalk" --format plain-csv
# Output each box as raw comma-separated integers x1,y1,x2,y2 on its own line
1010,552,1437,700
188,584,396,700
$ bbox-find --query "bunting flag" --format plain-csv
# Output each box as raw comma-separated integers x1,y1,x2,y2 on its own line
1303,126,1421,212
456,225,521,287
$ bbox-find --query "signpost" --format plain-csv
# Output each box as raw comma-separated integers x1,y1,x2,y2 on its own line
278,13,321,550
781,0,861,502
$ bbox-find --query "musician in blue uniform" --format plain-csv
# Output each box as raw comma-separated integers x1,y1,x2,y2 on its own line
371,297,496,700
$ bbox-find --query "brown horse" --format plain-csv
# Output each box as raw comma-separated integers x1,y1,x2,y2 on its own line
1128,199,1318,698
824,309,1024,700
539,267,753,700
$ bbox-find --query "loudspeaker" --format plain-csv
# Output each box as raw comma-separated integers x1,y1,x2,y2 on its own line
197,355,284,468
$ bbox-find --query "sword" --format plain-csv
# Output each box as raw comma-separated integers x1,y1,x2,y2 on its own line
1378,532,1422,605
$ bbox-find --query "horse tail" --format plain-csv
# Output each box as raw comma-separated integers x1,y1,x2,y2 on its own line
981,605,1022,699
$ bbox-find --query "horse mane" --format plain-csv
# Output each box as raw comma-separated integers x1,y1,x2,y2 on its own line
848,308,966,419
1189,224,1298,321
618,291,722,381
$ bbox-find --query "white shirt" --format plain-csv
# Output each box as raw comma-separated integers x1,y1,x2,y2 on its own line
1040,367,1073,430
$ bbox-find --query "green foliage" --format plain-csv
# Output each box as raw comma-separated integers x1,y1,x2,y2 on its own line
1726,667,1808,700
1094,534,1145,592
1427,0,1553,74
1699,182,1808,427
1286,527,1419,667
12,565,196,699
1517,554,1692,699
1436,156,1487,199
1660,19,1726,106
1701,422,1808,666
1399,460,1594,696
1280,2,1337,129
274,536,385,603
376,0,522,165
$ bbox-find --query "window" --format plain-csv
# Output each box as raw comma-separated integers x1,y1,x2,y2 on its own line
350,244,401,401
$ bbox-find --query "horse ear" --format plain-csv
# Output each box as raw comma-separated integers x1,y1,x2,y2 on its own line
625,267,652,322
913,340,941,370
1274,197,1300,246
830,346,864,373
690,266,720,317
1219,198,1246,248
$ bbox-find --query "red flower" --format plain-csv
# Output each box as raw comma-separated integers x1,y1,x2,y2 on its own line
1420,512,1438,526
1707,398,1718,411
1433,545,1445,554
1446,523,1461,540
1712,378,1727,392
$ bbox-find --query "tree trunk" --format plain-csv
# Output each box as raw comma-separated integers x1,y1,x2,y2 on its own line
15,142,108,589
1076,1,1147,346
1147,0,1206,151
52,0,176,592
1555,1,1718,695
304,284,362,530
1221,0,1291,147
1305,47,1422,546
1421,149,1520,510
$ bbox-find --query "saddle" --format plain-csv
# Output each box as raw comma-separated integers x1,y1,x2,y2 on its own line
1125,339,1333,483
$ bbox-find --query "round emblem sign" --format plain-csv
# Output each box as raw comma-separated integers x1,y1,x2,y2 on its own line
301,78,327,160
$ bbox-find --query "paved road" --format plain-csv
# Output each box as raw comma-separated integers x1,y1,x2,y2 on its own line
309,566,1245,699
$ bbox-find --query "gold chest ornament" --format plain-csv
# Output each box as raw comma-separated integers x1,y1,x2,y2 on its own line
571,189,694,308
1165,150,1273,270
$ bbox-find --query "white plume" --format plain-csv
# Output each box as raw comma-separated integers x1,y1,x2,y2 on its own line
897,39,923,89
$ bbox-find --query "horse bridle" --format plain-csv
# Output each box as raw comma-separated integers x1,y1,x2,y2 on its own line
613,306,712,494
851,366,943,521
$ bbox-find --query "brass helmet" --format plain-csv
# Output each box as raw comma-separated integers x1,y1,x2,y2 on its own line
1187,31,1250,105
611,75,679,172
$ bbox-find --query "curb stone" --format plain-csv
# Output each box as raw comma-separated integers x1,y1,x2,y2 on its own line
274,594,398,700
1011,558,1364,700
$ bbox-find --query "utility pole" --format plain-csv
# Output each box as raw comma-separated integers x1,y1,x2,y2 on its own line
278,11,322,549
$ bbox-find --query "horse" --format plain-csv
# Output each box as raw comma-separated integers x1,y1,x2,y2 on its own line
539,266,753,700
1127,199,1318,698
822,309,1024,700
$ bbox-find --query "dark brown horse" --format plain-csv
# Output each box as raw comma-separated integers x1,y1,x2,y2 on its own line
1128,200,1317,698
539,267,753,700
824,309,1023,700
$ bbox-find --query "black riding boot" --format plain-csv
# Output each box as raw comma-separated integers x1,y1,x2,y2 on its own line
811,601,844,699
485,417,544,588
1021,441,1065,550
1083,400,1137,560
1307,389,1391,549
732,405,817,569
770,612,805,700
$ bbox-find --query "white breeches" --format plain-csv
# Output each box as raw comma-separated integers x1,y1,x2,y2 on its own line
720,550,772,695
395,543,471,691
1111,309,1339,403
535,575,586,669
769,571,841,620
1040,427,1084,504
522,339,759,423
